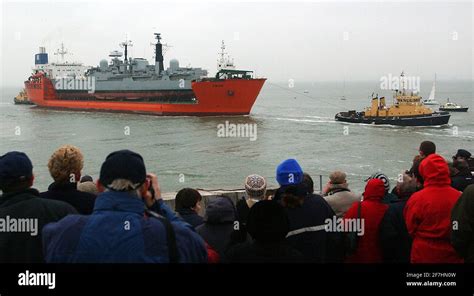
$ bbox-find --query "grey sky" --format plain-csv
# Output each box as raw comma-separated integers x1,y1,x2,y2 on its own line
1,0,472,87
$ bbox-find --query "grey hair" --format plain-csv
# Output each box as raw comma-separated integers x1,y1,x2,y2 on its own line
105,178,142,196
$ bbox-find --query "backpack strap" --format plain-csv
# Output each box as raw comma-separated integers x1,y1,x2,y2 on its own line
327,188,351,195
146,210,179,263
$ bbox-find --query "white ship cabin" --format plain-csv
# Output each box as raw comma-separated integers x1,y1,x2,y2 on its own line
32,44,90,79
42,62,90,79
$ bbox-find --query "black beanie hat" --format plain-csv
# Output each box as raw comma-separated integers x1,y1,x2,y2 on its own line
246,200,289,243
99,150,146,189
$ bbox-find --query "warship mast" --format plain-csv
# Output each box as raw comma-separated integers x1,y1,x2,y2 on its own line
119,37,133,72
154,33,164,74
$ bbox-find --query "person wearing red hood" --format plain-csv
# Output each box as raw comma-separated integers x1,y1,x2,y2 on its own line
404,154,463,263
343,178,388,263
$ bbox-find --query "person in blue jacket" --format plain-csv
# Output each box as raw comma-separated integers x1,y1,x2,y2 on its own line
42,149,207,263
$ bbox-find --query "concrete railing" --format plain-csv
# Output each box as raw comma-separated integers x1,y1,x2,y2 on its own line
161,187,278,216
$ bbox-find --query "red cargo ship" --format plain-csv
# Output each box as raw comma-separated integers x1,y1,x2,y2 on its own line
25,70,266,116
24,36,266,116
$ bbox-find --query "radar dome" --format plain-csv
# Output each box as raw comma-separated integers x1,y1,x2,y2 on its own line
100,59,108,71
170,59,179,72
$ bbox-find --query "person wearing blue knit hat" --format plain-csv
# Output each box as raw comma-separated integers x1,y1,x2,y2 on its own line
276,158,304,186
273,158,344,262
273,159,306,203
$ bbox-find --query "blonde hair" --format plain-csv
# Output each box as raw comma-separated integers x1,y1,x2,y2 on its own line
48,145,84,183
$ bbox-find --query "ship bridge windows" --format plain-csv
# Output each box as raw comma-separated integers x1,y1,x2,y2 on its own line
215,69,253,80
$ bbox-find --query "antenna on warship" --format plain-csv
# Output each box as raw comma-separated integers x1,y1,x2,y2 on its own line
150,36,172,58
153,33,165,74
119,36,133,64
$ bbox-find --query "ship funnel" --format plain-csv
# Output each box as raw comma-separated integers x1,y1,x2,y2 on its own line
35,47,48,65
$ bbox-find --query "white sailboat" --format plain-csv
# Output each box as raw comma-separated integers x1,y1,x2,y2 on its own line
423,74,439,105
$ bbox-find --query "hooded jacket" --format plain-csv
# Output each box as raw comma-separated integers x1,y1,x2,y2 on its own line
344,179,388,263
196,197,238,259
404,154,463,263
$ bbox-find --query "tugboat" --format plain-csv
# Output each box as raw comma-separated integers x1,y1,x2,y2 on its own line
13,89,34,105
439,99,469,112
335,72,450,126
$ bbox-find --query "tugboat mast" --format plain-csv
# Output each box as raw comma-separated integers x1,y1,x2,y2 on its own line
400,71,407,95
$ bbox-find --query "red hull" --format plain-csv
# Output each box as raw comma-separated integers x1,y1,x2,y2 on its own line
24,73,266,116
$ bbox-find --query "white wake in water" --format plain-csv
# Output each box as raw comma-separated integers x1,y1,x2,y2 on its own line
272,117,336,124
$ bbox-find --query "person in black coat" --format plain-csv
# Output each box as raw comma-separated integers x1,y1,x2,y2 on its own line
451,184,474,262
302,172,345,262
379,172,419,263
226,200,304,263
450,159,474,192
40,145,96,215
41,182,96,215
282,183,343,263
274,159,343,263
196,196,238,260
174,188,204,228
0,152,77,263
236,174,267,228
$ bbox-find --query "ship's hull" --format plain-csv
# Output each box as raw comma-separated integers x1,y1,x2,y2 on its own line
335,111,451,126
25,74,266,116
439,107,468,112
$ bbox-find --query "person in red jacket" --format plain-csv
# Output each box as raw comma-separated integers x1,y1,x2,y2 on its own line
344,178,389,263
404,154,463,263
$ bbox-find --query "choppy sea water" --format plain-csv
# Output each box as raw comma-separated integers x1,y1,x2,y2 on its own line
1,80,472,194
